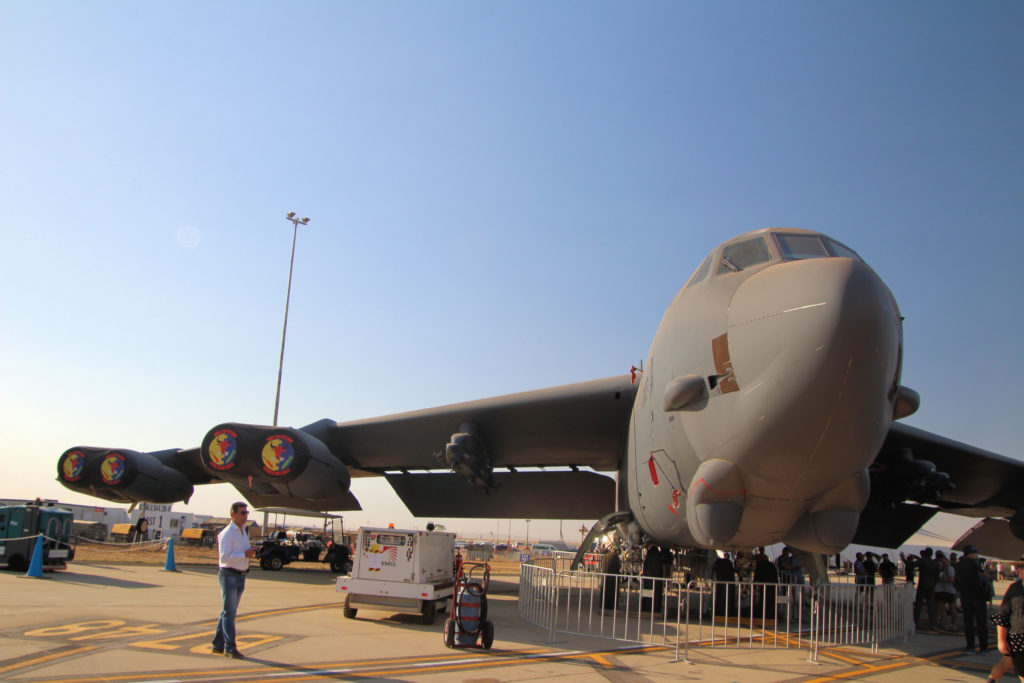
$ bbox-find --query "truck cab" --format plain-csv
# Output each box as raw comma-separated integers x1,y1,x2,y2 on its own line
0,504,75,571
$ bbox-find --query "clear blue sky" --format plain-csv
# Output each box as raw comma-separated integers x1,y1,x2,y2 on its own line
2,2,1021,545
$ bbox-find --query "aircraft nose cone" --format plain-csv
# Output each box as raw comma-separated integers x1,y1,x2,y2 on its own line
725,257,901,486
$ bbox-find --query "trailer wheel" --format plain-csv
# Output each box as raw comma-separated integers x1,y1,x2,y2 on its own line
443,617,455,648
421,599,437,625
343,595,357,619
268,554,284,571
481,620,495,650
8,554,27,572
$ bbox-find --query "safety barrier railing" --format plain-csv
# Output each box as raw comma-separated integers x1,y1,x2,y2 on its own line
517,564,915,663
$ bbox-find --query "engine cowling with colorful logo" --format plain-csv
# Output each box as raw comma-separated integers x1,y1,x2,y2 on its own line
57,447,196,504
199,421,351,502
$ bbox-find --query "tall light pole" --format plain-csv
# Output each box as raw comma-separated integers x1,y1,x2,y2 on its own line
273,211,310,426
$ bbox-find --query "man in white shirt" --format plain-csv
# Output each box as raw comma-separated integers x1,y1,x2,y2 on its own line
212,501,255,658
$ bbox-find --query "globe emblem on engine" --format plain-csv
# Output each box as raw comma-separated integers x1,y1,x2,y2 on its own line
62,451,85,482
262,435,295,476
101,453,126,485
208,429,238,471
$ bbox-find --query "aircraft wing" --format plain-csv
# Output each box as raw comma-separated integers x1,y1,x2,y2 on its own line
854,421,1024,553
58,375,638,520
329,374,638,518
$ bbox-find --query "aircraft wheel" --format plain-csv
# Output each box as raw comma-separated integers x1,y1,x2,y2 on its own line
443,617,455,648
269,555,284,571
481,620,495,649
343,595,357,619
421,599,437,625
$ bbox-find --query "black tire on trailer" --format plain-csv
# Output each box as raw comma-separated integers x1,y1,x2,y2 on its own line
482,620,495,649
421,599,437,625
8,554,27,572
443,617,455,648
343,595,357,619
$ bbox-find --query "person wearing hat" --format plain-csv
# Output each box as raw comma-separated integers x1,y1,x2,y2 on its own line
956,544,989,653
991,559,1024,682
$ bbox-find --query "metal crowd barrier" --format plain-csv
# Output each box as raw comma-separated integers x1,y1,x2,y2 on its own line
517,564,914,663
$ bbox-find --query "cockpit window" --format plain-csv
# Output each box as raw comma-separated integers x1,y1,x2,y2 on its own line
716,236,771,274
776,233,830,260
775,232,863,261
686,252,715,287
824,237,861,260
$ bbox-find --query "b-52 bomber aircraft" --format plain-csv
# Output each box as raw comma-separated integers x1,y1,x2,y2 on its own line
57,227,1024,574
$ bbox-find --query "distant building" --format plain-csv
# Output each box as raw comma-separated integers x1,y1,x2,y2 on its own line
204,517,262,540
0,498,215,542
128,503,209,541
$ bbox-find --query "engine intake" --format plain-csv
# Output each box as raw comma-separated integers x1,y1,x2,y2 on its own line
57,447,195,504
200,421,350,502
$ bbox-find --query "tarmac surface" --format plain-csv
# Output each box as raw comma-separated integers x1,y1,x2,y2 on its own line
0,562,1007,682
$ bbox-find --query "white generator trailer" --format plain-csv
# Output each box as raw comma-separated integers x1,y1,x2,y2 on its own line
336,526,456,624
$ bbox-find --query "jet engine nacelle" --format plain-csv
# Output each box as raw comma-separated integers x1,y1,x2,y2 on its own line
57,447,195,504
199,421,350,502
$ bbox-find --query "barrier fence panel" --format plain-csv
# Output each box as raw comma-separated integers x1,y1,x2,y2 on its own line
518,563,557,636
518,564,915,663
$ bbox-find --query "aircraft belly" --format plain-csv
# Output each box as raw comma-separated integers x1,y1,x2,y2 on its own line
729,496,807,547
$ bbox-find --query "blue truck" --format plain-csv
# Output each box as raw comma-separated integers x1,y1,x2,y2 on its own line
0,503,75,571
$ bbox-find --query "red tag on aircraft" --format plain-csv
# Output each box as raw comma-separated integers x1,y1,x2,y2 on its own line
648,454,659,485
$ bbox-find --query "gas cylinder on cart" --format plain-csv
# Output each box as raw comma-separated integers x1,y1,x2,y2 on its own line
443,562,494,649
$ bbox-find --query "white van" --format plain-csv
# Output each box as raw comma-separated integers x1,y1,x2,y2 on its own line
530,543,559,556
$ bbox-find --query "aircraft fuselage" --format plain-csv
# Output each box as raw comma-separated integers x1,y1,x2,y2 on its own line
625,228,906,554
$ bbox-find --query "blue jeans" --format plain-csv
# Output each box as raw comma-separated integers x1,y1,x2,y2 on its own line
212,569,245,652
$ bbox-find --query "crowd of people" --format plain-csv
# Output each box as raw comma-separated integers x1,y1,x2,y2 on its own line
612,541,1024,681
852,544,1024,683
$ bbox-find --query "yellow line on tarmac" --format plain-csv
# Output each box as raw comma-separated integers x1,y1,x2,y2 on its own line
799,648,966,682
226,647,666,683
18,644,664,683
237,602,339,620
816,649,867,666
15,648,557,683
588,653,616,668
0,646,98,675
799,660,912,682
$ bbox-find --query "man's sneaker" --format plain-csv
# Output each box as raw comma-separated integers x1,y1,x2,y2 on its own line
224,650,245,659
211,647,224,655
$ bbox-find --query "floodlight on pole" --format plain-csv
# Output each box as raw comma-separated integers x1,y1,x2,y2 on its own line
273,211,311,426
